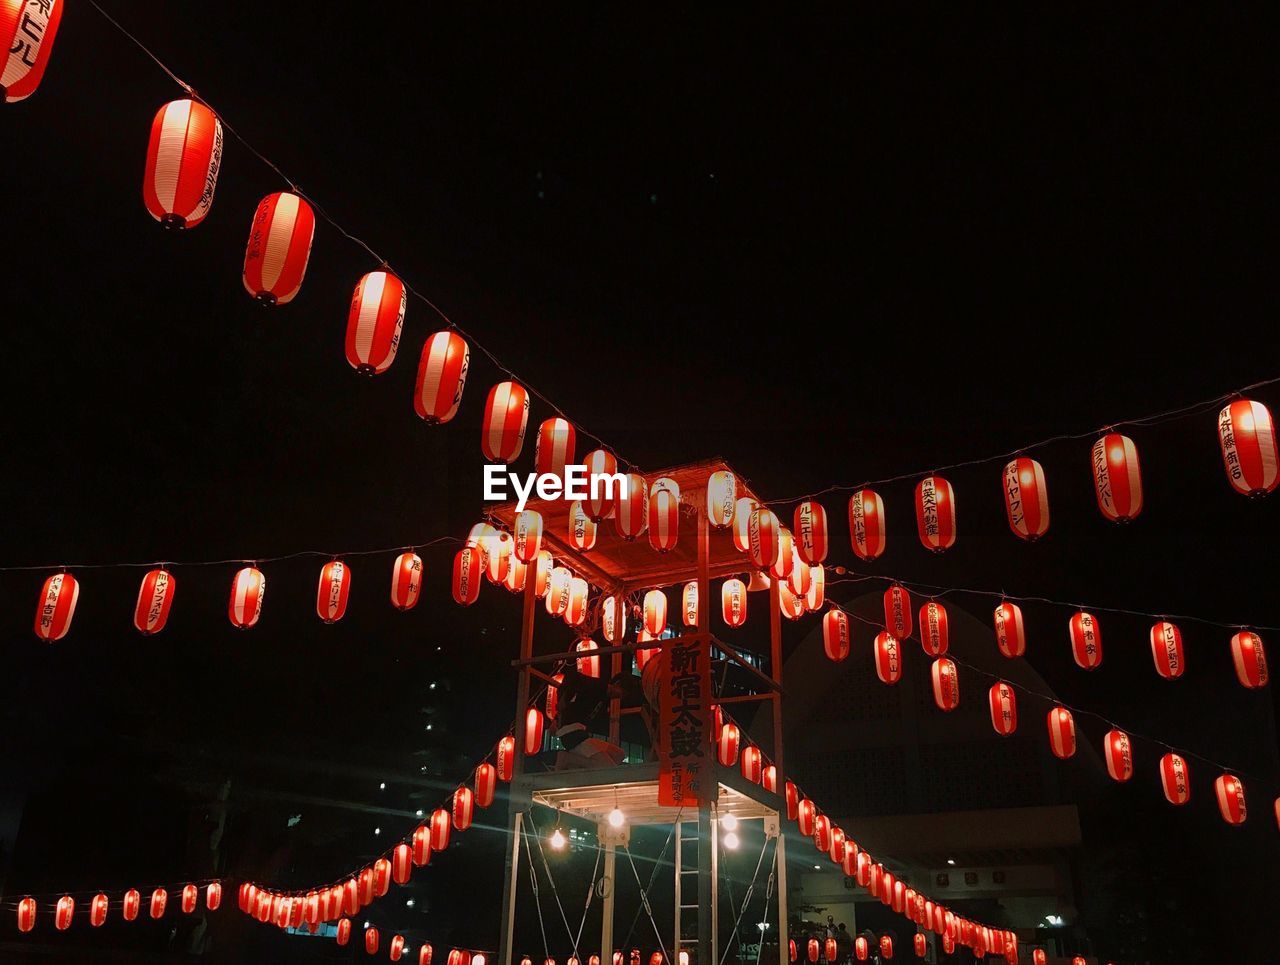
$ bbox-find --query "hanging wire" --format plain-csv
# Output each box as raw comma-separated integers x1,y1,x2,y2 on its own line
527,810,586,958
82,1,634,469
521,819,553,963
718,833,775,965
618,808,681,951
621,843,674,965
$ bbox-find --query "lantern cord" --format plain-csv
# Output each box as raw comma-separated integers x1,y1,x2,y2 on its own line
764,373,1280,507
823,598,1280,794
521,819,553,963
571,831,603,957
82,2,635,469
620,843,674,965
527,810,584,957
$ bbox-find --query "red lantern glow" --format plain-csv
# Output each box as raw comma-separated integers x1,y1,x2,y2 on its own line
797,797,816,836
34,571,78,641
1215,773,1248,825
748,508,781,569
1103,728,1133,782
822,610,850,661
453,785,475,830
430,808,451,851
988,682,1017,736
741,745,762,783
412,825,432,867
1218,399,1279,495
390,552,423,611
55,895,73,930
795,501,828,564
648,486,680,553
644,589,668,636
149,887,167,919
365,926,380,955
1092,432,1143,521
481,381,530,463
525,707,545,755
993,601,1025,658
316,559,351,624
848,489,886,560
228,566,265,629
133,568,176,635
415,331,470,424
142,98,222,229
808,939,819,963
575,638,600,678
1068,610,1103,670
452,547,482,606
564,578,589,627
721,579,747,628
718,722,740,766
682,581,699,628
880,934,894,959
1231,631,1269,689
181,884,198,914
708,471,737,527
346,270,406,374
914,475,956,552
1047,706,1076,759
805,563,825,611
476,762,497,808
91,892,109,926
515,510,544,564
391,935,407,962
874,632,902,684
243,192,315,304
1002,457,1050,540
825,938,837,962
1159,752,1191,805
855,936,869,961
1149,621,1185,679
931,658,960,712
497,736,516,781
17,897,36,932
535,417,576,479
393,842,413,884
883,585,912,638
615,474,648,541
584,450,621,520
919,601,949,656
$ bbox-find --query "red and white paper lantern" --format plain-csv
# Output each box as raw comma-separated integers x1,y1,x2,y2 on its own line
994,602,1025,658
643,589,668,636
481,381,530,464
883,584,912,639
55,895,73,930
575,638,600,677
430,807,451,851
770,528,795,580
1068,610,1103,670
1103,728,1133,782
228,567,265,629
475,761,497,808
741,744,763,783
874,632,902,684
717,722,740,766
682,581,699,628
1092,432,1143,521
748,508,781,569
1230,631,1269,689
452,786,474,831
1217,399,1279,496
708,471,737,527
931,657,960,711
345,271,406,374
1002,457,1050,541
524,707,545,755
584,450,620,520
648,486,680,552
452,547,482,606
919,601,949,656
794,501,828,564
722,579,747,628
1149,621,1185,679
1047,706,1076,759
914,475,956,552
535,417,576,479
142,98,223,228
1159,752,1191,805
805,563,825,611
242,192,315,304
316,560,351,624
390,552,423,611
514,510,543,563
1215,773,1247,825
822,610,850,662
602,593,626,642
414,331,470,424
615,474,648,540
34,572,78,641
564,578,589,627
848,489,886,560
988,682,1017,736
569,500,597,551
133,568,176,635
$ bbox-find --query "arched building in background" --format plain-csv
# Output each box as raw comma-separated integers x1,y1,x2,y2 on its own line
753,589,1102,960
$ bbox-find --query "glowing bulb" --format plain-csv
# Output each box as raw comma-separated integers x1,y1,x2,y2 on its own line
720,813,738,832
374,827,381,835
379,782,387,790
608,807,625,828
550,828,566,850
723,831,740,850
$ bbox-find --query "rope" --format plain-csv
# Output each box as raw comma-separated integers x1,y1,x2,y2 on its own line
621,844,674,965
528,811,581,955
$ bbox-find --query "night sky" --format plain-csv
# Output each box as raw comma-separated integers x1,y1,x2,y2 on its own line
2,4,1278,962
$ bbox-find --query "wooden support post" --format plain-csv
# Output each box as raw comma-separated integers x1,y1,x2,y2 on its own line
696,506,716,965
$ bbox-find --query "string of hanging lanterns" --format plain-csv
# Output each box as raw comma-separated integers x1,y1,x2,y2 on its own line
4,879,222,932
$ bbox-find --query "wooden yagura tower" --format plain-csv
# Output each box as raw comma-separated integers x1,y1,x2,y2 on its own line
488,459,790,965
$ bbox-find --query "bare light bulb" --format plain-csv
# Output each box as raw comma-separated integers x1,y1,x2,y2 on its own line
550,828,567,850
720,813,738,832
608,807,625,828
723,831,740,850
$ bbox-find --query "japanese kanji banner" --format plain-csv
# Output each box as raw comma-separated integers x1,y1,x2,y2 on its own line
657,633,713,807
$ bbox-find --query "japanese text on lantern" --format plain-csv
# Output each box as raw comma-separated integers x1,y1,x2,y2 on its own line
658,635,712,807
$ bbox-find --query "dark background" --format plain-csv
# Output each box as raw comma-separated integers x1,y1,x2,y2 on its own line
1,3,1278,962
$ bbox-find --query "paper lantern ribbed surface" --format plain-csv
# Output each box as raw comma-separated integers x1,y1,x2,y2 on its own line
1103,728,1133,782
1215,773,1247,824
564,578,589,628
779,581,804,620
717,722,740,766
770,527,795,580
91,892,109,926
1092,432,1143,521
827,826,845,865
365,927,380,955
740,744,762,783
524,707,545,755
721,579,747,628
1218,399,1279,495
919,600,949,656
228,567,265,629
390,551,423,611
1159,752,1191,805
34,571,78,641
914,475,956,552
534,417,576,478
2,0,62,103
762,763,778,794
181,883,198,914
1047,706,1076,759
123,889,140,921
344,270,406,374
708,471,736,527
988,682,1017,735
804,563,825,611
452,785,474,830
242,192,315,304
1149,621,1184,679
514,510,543,563
481,381,530,463
150,887,167,919
574,637,599,677
411,824,431,867
391,842,413,885
993,601,1025,658
649,486,680,552
602,593,626,642
931,658,959,711
316,560,351,623
874,632,902,684
1002,457,1050,540
794,500,828,564
732,497,758,552
612,473,647,541
569,500,597,551
748,508,781,569
822,610,850,662
496,735,516,781
414,331,470,423
797,796,816,836
584,449,620,520
430,807,451,851
883,585,912,639
475,761,497,808
55,895,73,930
847,488,886,560
682,581,698,628
1068,610,1103,670
142,98,222,228
1230,631,1268,689
452,547,481,606
545,566,571,616
133,568,176,635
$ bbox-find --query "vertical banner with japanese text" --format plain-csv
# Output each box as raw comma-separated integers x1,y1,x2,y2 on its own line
657,633,713,807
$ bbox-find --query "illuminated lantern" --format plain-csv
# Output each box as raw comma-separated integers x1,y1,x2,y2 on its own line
682,581,699,627
634,644,660,670
733,497,758,552
718,722,740,766
1092,432,1143,521
575,638,600,678
366,926,380,955
615,474,648,540
430,807,451,851
415,331,470,424
786,546,809,597
812,814,831,853
778,582,805,621
708,471,737,527
515,510,544,563
993,602,1025,658
1047,706,1076,759
17,897,36,932
422,950,434,965
242,192,315,304
1159,752,1191,805
140,98,226,232
931,658,960,712
570,501,598,551
855,851,871,887
150,887,167,919
391,936,407,962
1072,957,1085,965
785,780,799,821
237,882,252,913
920,601,949,656
357,869,374,907
822,610,850,662
825,938,837,962
133,567,176,635
874,632,902,684
392,843,413,884
644,589,668,636
481,381,530,463
453,785,474,830
1149,621,1185,679
535,417,576,479
942,936,954,955
794,501,829,564
1103,728,1133,782
181,884,198,914
807,939,820,963
452,547,482,605
34,571,78,641
228,566,265,629
748,508,781,568
844,489,885,561
473,762,498,809
883,585,912,638
797,797,816,836
533,551,553,598
828,826,845,864
914,934,926,958
497,736,516,781
1030,954,1045,965
336,918,353,946
54,895,73,930
564,578,590,627
525,707,545,755
914,475,956,552
1002,457,1050,541
762,764,778,794
879,869,894,903
805,564,825,611
855,936,869,961
1230,631,1269,689
721,579,747,628
316,560,351,624
584,449,621,520
988,682,1017,735
1068,610,1103,670
91,892,109,926
344,270,406,374
390,552,423,611
770,528,795,580
649,486,680,552
1216,773,1247,825
1218,399,1279,495
747,570,771,592
841,840,857,877
880,935,893,959
342,880,359,915
412,824,432,866
741,744,763,783
602,593,627,642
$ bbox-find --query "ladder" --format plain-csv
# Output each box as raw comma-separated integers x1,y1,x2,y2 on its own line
672,808,718,963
